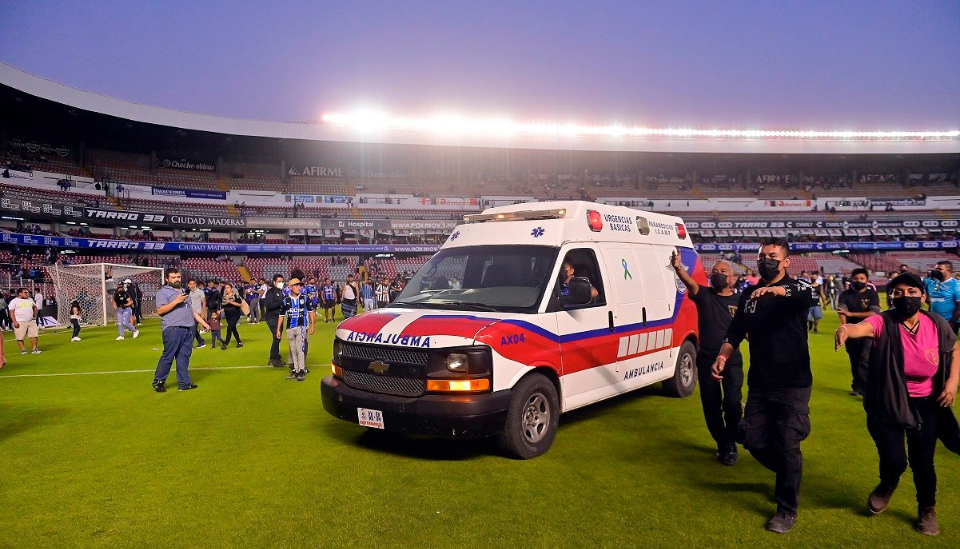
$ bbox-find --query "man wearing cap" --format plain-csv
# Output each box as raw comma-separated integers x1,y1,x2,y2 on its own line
838,268,882,397
276,278,315,381
835,272,959,536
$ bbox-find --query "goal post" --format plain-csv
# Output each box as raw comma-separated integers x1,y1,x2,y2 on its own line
50,263,165,327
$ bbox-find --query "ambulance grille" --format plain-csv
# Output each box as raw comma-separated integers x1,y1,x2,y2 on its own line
341,343,429,366
343,370,426,397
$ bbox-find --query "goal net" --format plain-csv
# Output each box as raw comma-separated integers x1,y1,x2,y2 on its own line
50,263,165,327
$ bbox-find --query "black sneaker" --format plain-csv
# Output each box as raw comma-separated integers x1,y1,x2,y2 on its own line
721,443,739,466
867,483,897,514
197,343,206,348
152,381,166,393
297,370,305,381
221,343,228,350
766,511,797,534
237,342,244,348
286,371,298,380
179,383,198,391
916,506,939,536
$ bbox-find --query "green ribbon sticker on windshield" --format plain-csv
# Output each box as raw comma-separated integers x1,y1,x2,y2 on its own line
622,259,633,280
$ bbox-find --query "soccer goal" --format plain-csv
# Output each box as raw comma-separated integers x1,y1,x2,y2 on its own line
50,263,165,326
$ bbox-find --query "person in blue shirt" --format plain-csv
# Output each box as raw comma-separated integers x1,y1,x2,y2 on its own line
361,279,376,311
153,269,210,392
276,278,315,381
304,277,320,309
925,261,960,334
559,261,598,300
320,278,338,323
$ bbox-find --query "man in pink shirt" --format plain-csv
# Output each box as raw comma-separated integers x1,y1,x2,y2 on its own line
835,272,959,537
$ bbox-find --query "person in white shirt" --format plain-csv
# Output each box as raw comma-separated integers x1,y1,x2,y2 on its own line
9,288,42,355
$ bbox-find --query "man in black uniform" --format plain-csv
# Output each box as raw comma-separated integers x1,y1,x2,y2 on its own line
837,267,880,396
262,273,286,367
672,251,743,466
712,237,819,534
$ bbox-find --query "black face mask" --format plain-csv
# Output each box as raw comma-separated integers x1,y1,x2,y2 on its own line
757,258,781,281
710,273,729,290
851,281,867,291
892,296,922,319
929,269,945,282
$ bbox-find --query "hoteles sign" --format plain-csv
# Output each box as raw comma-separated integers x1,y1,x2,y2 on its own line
83,208,245,228
2,198,83,218
687,219,958,230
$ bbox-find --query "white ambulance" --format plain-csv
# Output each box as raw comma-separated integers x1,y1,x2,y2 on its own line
322,200,704,458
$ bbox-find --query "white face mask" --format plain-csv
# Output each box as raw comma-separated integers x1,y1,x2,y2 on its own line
276,282,284,289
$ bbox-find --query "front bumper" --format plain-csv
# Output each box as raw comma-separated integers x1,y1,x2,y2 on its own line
321,375,511,438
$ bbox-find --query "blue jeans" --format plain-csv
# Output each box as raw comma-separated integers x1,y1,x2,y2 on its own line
117,307,136,336
154,326,195,388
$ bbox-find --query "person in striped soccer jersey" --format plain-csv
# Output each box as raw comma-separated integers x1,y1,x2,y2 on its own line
321,277,338,323
277,278,315,381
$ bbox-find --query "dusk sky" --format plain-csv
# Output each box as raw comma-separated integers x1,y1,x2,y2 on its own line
2,1,958,130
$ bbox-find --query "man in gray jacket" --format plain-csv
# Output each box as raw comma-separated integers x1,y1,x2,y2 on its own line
188,278,206,348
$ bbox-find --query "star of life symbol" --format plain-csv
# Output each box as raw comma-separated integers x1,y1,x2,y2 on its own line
531,227,545,238
449,231,460,241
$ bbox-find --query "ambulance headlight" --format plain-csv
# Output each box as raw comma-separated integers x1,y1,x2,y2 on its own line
446,353,469,373
332,339,344,363
427,346,493,376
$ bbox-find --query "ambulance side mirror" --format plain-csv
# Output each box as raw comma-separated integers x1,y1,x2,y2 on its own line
560,278,593,307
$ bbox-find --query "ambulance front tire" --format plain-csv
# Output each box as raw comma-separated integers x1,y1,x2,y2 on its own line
662,340,697,398
498,373,559,459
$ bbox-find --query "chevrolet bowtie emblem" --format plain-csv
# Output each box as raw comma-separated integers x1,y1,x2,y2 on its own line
369,360,390,375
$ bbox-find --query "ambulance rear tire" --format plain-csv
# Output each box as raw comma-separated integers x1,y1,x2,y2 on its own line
662,341,697,398
498,373,559,459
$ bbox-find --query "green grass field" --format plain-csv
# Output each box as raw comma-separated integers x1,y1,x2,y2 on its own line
1,313,957,548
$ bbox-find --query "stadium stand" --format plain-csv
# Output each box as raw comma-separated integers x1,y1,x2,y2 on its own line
1,64,958,310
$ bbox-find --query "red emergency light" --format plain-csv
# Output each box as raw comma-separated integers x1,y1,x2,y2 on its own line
675,223,687,239
587,210,603,232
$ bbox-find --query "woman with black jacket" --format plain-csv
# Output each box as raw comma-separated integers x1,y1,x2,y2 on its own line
220,282,244,349
836,272,959,536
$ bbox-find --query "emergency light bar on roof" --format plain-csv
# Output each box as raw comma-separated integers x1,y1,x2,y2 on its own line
321,112,960,142
464,208,567,224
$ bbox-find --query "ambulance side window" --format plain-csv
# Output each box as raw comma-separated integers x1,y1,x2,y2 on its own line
553,249,605,310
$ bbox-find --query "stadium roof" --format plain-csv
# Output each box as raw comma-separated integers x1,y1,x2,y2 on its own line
2,62,958,155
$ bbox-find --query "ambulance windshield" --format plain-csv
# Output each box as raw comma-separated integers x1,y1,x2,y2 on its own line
391,245,559,313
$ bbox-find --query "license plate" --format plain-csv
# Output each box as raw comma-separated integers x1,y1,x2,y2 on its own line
357,408,384,429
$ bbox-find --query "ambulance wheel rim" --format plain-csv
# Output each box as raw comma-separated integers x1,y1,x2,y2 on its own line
522,392,550,443
679,353,694,387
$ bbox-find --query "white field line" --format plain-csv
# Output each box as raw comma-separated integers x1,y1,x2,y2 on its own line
0,365,275,379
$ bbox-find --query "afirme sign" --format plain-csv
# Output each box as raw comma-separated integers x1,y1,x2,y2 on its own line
286,166,345,177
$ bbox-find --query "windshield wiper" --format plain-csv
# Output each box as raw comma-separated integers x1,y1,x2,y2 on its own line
388,301,427,309
434,300,499,312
